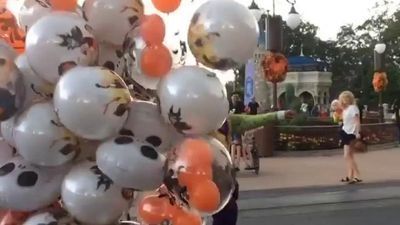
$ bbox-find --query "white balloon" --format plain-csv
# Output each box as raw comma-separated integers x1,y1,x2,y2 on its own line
54,66,131,140
62,161,133,225
17,0,52,32
158,66,229,135
23,210,79,225
14,102,80,167
15,54,54,107
82,0,144,46
0,117,17,147
188,0,259,70
96,136,165,191
98,42,126,76
0,156,66,211
121,100,173,153
25,12,99,84
0,140,14,165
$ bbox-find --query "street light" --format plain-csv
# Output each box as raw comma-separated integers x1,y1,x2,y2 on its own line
286,0,301,30
249,0,263,21
374,43,386,54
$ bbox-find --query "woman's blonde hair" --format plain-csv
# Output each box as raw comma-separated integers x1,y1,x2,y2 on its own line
339,91,355,106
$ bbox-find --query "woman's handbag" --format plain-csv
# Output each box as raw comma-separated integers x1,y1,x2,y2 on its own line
350,133,368,153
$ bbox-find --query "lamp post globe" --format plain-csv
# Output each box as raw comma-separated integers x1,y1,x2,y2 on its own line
374,43,386,54
286,5,301,29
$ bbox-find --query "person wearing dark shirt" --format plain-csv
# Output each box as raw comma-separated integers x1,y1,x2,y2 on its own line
247,97,259,115
212,171,239,225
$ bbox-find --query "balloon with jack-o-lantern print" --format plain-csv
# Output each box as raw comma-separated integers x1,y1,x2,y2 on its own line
54,66,131,140
187,0,258,71
25,11,99,84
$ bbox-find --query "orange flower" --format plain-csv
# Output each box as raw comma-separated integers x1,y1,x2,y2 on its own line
372,72,388,93
262,52,288,83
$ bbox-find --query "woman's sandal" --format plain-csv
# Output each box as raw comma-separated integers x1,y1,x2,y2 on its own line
341,177,350,182
349,178,363,184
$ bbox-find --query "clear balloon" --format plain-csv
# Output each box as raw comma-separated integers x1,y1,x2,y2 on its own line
0,51,25,122
14,101,80,167
25,12,99,84
15,54,54,108
121,100,173,153
53,66,131,140
82,0,144,46
164,137,234,215
96,135,166,191
0,156,66,211
0,139,14,165
61,161,133,225
17,0,52,32
98,42,127,76
188,0,259,70
157,66,229,135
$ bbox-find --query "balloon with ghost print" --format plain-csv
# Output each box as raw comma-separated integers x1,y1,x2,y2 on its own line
121,100,173,153
0,156,66,211
25,12,99,84
14,101,80,167
0,139,14,165
82,0,144,46
157,66,229,135
15,54,54,108
61,161,133,225
188,0,259,70
96,135,166,191
53,66,131,140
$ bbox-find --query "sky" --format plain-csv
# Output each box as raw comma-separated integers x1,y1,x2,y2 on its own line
139,0,400,84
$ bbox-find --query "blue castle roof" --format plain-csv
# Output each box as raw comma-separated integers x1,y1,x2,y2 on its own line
287,56,329,72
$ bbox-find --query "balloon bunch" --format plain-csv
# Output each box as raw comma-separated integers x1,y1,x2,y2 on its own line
0,0,260,224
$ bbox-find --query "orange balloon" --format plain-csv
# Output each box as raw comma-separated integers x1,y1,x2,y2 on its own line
0,0,25,53
179,138,213,167
172,211,202,225
0,210,31,225
188,180,220,213
141,14,165,45
138,195,176,224
151,0,181,13
178,165,212,188
141,44,172,77
50,0,77,11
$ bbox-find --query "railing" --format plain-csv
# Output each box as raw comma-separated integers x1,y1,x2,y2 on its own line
275,123,399,151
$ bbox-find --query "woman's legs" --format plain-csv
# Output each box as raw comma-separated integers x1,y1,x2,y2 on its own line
343,145,354,179
349,150,361,179
230,144,239,170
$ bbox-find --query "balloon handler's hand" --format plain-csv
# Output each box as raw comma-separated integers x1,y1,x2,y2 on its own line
284,110,296,120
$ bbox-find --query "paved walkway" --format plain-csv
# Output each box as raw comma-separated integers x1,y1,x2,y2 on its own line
237,145,400,191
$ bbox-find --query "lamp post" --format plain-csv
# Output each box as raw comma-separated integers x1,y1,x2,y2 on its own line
249,0,301,111
373,42,387,123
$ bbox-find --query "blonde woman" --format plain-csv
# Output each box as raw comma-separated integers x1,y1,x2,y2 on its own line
338,91,362,184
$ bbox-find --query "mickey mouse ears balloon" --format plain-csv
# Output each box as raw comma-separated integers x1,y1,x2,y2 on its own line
188,0,259,70
25,11,98,84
